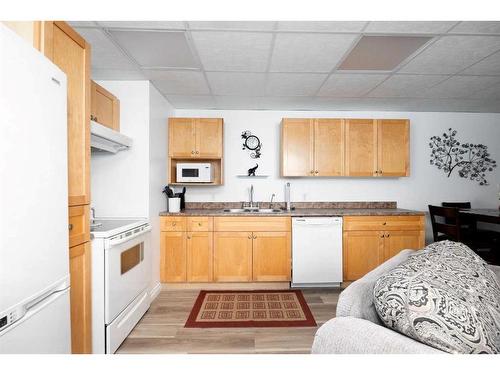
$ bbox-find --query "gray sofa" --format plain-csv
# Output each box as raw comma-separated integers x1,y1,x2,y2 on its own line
312,249,500,354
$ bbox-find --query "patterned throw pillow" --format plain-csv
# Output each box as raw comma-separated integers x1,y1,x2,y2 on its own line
373,241,500,354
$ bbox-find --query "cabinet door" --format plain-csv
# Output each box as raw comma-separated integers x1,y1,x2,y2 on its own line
91,81,120,131
377,119,409,177
281,118,314,176
195,118,223,158
345,119,377,177
343,231,384,281
252,232,291,282
42,21,91,206
160,231,186,282
383,230,421,261
314,119,345,176
168,118,195,158
69,242,92,353
213,232,253,282
187,232,213,282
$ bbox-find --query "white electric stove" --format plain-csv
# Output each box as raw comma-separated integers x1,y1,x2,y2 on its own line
91,218,152,354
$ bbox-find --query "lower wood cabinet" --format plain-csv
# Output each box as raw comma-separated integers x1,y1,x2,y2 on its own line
160,216,292,283
187,232,213,282
213,232,253,282
252,232,291,282
343,216,425,281
160,231,187,282
69,241,92,353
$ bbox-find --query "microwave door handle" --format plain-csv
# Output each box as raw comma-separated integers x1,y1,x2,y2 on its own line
109,225,151,246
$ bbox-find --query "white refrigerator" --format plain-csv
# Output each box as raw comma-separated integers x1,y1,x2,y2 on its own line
0,24,71,353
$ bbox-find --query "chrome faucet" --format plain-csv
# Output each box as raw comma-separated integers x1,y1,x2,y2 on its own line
246,184,258,210
270,193,276,208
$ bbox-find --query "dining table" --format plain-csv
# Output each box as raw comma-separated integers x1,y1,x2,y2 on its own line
459,208,500,225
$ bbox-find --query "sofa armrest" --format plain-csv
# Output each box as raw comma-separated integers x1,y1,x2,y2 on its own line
311,317,443,354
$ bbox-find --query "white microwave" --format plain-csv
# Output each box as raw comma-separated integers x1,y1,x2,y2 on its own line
176,163,213,183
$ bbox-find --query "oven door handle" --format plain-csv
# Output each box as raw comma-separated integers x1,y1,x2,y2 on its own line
109,225,151,246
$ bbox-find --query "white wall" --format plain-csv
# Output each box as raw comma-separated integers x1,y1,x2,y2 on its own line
148,85,175,295
175,109,500,238
91,81,151,218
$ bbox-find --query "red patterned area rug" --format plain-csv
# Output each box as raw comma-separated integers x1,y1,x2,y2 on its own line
185,290,317,328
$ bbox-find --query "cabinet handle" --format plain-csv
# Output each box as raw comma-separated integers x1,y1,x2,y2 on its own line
172,222,176,226
187,236,191,239
310,170,314,175
253,235,257,239
248,235,252,239
68,224,73,231
195,151,199,154
379,170,383,174
315,170,319,174
374,171,378,175
386,234,390,238
383,222,387,225
198,222,202,226
191,151,195,154
380,234,384,238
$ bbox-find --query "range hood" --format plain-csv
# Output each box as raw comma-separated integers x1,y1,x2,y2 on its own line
90,120,132,153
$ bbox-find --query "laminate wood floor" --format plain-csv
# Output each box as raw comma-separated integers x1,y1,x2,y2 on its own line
116,288,343,354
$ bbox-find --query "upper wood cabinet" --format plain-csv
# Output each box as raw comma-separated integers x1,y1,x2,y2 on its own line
91,80,120,131
281,118,314,176
345,119,378,176
314,119,345,176
282,118,409,178
169,118,223,158
377,119,409,177
40,21,91,206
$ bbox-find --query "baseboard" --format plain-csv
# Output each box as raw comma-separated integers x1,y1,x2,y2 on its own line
161,282,291,290
149,282,162,301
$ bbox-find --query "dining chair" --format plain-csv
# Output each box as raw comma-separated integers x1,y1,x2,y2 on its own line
428,205,463,242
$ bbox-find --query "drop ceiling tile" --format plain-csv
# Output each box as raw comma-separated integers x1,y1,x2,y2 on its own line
365,21,456,34
276,21,367,32
367,74,449,98
270,33,358,73
462,51,500,75
214,96,262,109
407,98,500,113
399,35,500,74
146,70,210,95
420,75,500,98
75,28,137,70
206,72,267,96
97,21,186,30
313,97,414,111
191,31,273,72
165,95,216,109
188,21,275,31
109,30,198,68
91,69,145,80
257,96,316,110
449,22,500,35
467,83,500,100
318,73,388,97
265,73,327,96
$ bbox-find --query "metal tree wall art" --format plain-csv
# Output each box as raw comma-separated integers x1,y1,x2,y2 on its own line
429,128,497,186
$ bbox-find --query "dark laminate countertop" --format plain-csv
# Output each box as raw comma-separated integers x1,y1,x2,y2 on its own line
159,208,424,217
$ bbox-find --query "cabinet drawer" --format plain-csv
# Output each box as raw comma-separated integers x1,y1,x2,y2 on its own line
214,217,291,232
187,217,213,232
160,217,187,231
69,205,90,248
343,215,424,231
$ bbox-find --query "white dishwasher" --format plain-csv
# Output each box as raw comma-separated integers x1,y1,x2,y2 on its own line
292,217,343,288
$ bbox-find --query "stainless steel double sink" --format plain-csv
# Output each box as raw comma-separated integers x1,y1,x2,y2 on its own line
223,208,284,214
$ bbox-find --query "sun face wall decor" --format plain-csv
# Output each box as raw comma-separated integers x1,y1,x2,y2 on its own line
429,128,497,186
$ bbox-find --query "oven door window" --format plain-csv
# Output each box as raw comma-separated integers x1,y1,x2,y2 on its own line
120,243,144,275
182,168,199,177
